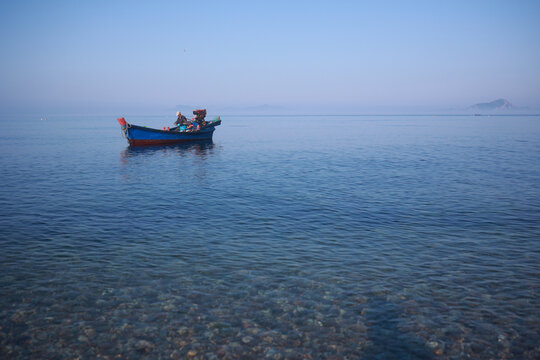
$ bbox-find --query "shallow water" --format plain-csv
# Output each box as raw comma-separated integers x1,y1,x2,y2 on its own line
1,114,539,359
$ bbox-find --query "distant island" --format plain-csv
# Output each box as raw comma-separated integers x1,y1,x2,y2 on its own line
168,99,539,116
175,103,289,115
469,99,514,112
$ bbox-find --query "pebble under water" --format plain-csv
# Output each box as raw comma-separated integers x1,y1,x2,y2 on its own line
0,114,539,359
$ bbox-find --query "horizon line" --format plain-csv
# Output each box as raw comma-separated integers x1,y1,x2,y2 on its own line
1,112,540,118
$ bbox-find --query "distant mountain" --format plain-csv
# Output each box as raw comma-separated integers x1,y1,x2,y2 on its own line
175,104,196,111
241,104,288,112
470,99,514,111
178,104,290,115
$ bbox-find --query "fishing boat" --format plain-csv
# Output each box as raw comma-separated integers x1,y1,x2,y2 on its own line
116,116,221,146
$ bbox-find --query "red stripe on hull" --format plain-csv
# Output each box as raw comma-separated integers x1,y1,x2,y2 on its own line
129,138,211,146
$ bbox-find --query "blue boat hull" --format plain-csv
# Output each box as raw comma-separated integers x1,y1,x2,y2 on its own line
117,118,221,146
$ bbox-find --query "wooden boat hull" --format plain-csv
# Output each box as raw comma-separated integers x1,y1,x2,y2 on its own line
117,118,220,147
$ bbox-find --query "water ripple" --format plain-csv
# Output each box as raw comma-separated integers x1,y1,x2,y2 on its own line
0,115,539,359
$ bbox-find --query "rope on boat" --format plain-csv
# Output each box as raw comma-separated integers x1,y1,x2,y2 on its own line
120,122,131,139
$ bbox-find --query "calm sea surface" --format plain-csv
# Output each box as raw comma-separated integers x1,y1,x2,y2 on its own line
0,114,539,359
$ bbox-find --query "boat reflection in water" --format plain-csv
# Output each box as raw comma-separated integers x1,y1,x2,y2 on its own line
120,139,217,164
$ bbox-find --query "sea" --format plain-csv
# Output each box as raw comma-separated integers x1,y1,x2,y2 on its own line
0,114,539,359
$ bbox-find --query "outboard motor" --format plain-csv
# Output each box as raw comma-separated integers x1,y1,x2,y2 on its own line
193,109,207,126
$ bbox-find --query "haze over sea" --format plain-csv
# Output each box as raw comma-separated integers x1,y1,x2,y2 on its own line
0,114,538,359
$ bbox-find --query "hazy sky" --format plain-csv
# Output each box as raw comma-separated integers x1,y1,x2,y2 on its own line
1,0,539,113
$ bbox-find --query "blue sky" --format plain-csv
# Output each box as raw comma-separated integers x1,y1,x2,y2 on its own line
1,0,539,113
